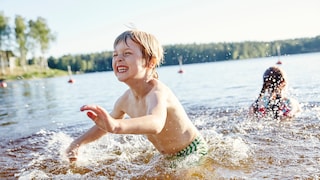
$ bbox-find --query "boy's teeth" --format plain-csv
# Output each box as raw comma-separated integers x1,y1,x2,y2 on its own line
118,67,127,72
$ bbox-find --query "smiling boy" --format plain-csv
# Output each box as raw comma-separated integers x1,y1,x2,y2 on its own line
66,30,207,162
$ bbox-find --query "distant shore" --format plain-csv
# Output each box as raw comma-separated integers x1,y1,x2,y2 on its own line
0,65,68,81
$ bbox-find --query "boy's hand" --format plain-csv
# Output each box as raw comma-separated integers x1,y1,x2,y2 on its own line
80,105,115,132
66,143,79,163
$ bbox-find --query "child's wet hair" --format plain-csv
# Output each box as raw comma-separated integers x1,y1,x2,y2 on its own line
262,66,286,90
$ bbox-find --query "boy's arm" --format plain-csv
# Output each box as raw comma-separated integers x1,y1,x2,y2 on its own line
66,99,126,162
66,125,106,162
82,89,167,135
70,121,114,146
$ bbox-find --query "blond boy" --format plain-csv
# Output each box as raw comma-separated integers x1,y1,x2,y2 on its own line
66,30,207,162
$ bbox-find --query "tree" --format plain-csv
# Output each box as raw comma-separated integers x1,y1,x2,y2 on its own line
28,17,55,70
0,12,11,75
14,15,28,71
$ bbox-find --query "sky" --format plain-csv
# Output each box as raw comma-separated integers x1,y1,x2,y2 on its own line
1,0,320,58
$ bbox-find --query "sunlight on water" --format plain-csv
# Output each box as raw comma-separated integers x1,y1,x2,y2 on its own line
1,53,320,179
2,103,320,179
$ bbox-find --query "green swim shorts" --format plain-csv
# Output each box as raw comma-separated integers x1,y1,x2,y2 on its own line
165,135,208,168
174,135,208,158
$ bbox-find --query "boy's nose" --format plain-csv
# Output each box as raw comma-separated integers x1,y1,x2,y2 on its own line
113,55,124,62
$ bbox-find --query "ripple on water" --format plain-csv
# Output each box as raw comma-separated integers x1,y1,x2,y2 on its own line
0,104,319,179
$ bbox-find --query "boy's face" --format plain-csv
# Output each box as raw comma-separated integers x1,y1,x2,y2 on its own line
112,39,147,82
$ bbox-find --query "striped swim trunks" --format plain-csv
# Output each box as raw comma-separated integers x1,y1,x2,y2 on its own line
174,135,208,158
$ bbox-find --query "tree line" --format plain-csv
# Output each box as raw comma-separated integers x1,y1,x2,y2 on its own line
48,35,320,73
1,12,320,76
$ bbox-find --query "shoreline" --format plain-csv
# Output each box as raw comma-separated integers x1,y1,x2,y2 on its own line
0,66,69,82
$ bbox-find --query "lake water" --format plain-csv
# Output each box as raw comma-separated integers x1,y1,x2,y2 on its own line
1,52,320,179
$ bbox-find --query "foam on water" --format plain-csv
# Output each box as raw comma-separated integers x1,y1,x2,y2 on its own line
11,110,255,179
1,103,318,179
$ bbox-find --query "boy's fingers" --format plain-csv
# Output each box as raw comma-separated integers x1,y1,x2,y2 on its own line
67,149,78,162
80,105,102,112
80,104,96,111
69,157,77,163
80,105,88,111
68,153,77,162
87,111,97,121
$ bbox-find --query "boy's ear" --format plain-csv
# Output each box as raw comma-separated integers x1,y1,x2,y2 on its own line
148,57,156,69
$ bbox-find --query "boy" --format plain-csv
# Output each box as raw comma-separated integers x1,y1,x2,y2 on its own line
66,30,207,162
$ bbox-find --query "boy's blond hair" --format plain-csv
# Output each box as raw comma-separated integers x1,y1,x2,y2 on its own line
113,30,164,78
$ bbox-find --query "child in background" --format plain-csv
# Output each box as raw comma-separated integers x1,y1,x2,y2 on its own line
249,66,301,120
66,30,208,164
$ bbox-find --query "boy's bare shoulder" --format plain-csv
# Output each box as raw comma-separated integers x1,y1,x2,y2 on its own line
115,89,131,105
152,79,171,92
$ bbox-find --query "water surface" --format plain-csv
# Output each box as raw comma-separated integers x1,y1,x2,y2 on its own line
1,53,319,179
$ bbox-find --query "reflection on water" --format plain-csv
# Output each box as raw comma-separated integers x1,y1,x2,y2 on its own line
0,53,320,179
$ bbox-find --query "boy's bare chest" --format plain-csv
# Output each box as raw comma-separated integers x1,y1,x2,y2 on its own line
125,99,147,118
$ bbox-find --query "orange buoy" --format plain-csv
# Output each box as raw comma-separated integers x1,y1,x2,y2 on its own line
67,65,74,83
68,78,75,83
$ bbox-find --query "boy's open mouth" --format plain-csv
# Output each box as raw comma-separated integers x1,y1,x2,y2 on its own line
117,66,128,73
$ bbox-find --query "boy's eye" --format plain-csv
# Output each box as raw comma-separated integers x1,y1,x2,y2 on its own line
112,51,132,58
124,52,131,56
